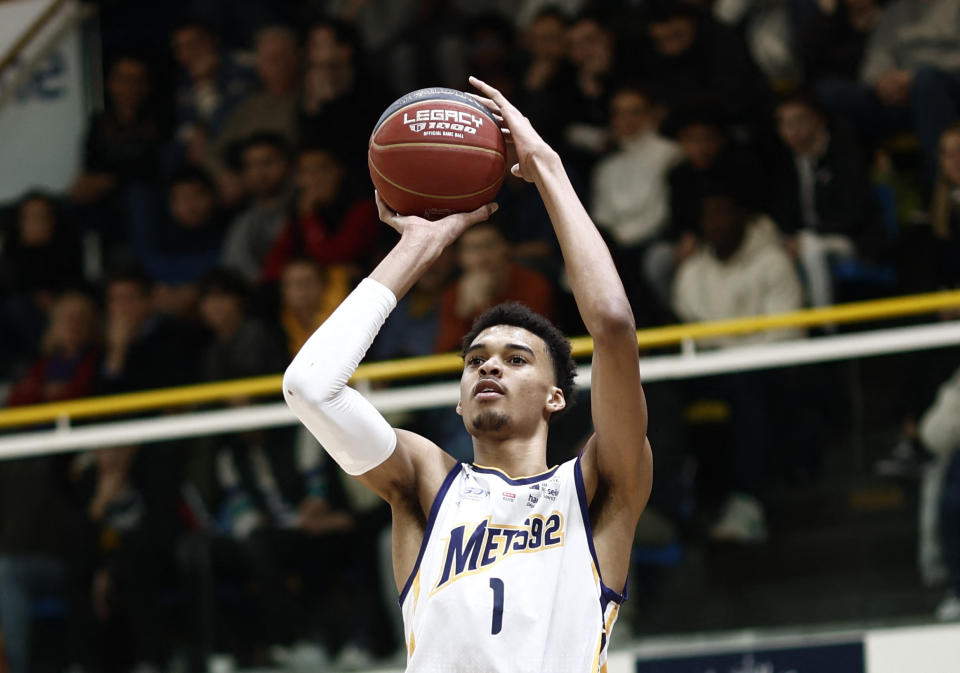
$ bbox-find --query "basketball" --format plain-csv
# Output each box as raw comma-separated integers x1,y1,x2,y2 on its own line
368,87,507,219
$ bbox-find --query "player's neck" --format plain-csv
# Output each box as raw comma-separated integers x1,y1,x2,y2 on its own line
471,436,549,479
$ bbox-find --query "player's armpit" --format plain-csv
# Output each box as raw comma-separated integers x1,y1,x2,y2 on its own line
356,429,458,514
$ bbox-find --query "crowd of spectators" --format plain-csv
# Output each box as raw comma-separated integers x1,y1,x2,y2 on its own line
3,0,960,670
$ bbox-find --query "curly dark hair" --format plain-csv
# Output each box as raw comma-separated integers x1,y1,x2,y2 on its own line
460,302,577,419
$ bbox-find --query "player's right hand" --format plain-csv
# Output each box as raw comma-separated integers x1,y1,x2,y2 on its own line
375,190,497,250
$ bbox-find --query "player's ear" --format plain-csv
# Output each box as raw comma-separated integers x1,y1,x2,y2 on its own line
456,400,463,416
545,387,565,414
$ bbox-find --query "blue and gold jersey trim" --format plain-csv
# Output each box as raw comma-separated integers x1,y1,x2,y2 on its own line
469,463,561,485
574,454,628,605
398,461,463,606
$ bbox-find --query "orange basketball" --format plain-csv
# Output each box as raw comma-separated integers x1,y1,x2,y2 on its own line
368,87,507,219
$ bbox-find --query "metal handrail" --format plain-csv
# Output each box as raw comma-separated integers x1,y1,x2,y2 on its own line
1,288,959,429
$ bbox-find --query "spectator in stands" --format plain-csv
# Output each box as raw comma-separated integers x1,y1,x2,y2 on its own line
712,0,797,82
672,181,805,542
370,249,456,362
799,0,881,86
6,291,101,407
97,268,196,395
938,444,960,621
0,455,75,673
819,0,960,184
435,219,556,353
198,269,286,382
875,359,960,620
206,26,301,206
563,12,618,172
515,6,575,149
0,192,83,377
590,83,682,320
771,91,878,307
298,17,393,180
179,268,386,665
260,146,379,282
221,133,296,283
461,13,518,98
278,258,350,358
170,18,256,171
637,0,773,145
128,168,227,298
673,184,804,345
70,444,182,673
666,106,766,246
929,122,960,289
1,293,98,673
68,54,163,263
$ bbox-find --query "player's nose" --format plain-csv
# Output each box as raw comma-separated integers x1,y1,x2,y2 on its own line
479,358,501,376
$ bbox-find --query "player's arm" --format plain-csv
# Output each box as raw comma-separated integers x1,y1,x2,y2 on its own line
282,196,497,508
470,76,652,514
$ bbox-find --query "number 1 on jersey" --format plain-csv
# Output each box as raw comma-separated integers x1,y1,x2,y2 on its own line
489,577,504,635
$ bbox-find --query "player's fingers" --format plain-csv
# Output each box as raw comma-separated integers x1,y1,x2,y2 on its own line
460,201,499,227
469,76,512,111
466,92,501,115
374,191,402,231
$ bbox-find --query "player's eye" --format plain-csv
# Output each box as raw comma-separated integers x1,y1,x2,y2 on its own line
509,355,527,365
467,356,485,366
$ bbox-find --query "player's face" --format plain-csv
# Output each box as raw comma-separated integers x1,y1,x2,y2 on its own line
457,325,564,437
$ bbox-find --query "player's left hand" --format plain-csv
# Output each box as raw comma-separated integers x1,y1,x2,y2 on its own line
469,75,554,183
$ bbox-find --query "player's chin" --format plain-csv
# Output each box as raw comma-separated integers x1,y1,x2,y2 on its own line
469,410,510,433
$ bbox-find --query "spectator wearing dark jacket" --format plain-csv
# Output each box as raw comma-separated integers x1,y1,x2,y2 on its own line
637,0,773,146
771,92,879,306
0,192,83,377
97,268,196,396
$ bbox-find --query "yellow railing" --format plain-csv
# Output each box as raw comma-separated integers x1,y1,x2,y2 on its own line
2,288,959,429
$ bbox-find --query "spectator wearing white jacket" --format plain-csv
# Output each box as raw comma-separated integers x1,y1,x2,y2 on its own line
671,184,805,543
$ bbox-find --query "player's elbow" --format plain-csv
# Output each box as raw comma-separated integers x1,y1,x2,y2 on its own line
282,360,336,411
591,300,636,342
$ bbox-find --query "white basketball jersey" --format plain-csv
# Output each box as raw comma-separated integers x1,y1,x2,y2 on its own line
399,456,626,673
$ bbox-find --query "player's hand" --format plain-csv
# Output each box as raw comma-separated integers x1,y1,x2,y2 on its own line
469,75,555,183
375,191,497,249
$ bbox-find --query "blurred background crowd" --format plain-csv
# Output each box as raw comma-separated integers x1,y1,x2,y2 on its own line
3,0,960,671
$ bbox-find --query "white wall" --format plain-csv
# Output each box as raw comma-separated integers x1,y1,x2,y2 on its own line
0,0,89,203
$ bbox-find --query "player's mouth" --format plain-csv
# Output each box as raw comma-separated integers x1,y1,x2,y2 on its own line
473,378,505,399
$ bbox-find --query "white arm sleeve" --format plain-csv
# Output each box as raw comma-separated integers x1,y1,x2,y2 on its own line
282,278,399,475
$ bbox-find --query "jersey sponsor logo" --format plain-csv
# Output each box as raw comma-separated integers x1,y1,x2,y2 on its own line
543,477,561,501
433,512,565,592
460,482,491,502
526,493,539,508
502,491,516,502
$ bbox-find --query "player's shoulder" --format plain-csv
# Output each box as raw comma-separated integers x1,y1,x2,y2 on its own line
395,428,461,496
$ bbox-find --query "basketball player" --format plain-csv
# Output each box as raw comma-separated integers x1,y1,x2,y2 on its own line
283,77,652,672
